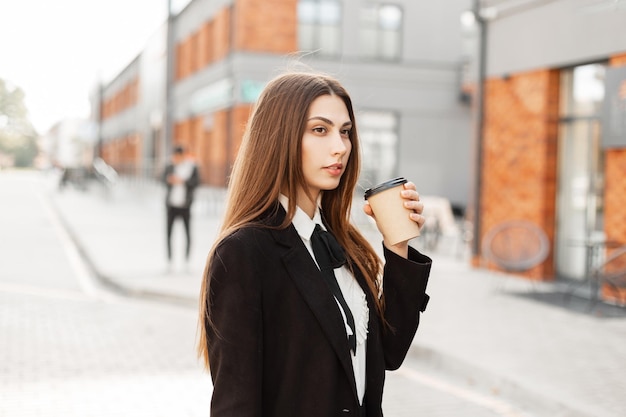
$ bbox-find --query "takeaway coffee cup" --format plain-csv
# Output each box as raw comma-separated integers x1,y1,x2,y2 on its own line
364,177,421,245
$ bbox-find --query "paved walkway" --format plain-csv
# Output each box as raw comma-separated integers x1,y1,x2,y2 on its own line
45,173,626,417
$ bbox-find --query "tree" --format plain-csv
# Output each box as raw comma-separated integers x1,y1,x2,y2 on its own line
0,78,38,167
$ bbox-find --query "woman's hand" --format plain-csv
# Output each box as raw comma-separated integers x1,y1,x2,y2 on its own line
167,174,183,185
363,181,425,258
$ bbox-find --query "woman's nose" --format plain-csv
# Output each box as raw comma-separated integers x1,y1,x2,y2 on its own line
331,131,348,155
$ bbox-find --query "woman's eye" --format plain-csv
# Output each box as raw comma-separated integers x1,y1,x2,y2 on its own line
341,129,351,137
313,127,326,134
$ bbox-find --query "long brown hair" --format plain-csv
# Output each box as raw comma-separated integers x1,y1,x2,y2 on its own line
197,71,383,368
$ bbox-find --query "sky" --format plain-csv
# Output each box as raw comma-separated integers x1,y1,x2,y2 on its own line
0,0,189,134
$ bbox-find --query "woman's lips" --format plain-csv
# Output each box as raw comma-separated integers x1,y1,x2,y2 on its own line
324,163,343,175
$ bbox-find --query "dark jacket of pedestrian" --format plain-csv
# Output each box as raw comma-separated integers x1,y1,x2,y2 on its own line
162,147,200,262
162,157,200,209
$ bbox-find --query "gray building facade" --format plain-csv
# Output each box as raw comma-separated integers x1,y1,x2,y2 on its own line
94,0,474,210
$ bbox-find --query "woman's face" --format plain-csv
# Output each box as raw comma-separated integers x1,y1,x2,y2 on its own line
300,94,352,203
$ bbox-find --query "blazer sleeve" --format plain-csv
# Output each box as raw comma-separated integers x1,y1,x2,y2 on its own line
162,164,172,184
186,164,200,189
380,244,431,370
205,232,263,416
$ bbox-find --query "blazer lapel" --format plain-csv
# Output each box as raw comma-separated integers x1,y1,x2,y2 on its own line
269,213,358,400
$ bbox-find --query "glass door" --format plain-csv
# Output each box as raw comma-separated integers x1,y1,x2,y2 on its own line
555,64,606,280
555,119,602,280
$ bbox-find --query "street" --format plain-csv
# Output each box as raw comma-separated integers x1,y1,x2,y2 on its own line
0,171,546,416
1,171,211,416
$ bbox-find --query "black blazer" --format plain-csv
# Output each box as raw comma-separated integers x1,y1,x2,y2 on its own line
204,207,431,417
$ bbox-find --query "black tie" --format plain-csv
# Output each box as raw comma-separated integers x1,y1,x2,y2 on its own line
310,224,357,354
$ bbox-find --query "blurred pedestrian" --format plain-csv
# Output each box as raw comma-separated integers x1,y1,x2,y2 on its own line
197,71,432,416
162,145,199,269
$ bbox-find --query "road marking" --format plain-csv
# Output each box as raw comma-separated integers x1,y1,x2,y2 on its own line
395,367,533,417
0,281,89,301
37,191,113,300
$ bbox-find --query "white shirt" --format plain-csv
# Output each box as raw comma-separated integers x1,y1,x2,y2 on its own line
168,160,195,207
279,195,369,404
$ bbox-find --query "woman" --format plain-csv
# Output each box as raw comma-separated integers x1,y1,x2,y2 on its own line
198,71,431,416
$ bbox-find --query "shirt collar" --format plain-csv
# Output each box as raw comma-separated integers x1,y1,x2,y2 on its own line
278,194,324,241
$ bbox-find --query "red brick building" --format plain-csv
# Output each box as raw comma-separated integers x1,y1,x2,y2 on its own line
470,0,626,293
94,0,475,211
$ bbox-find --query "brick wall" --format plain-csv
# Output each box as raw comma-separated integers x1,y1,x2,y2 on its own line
605,54,626,246
100,134,142,175
176,7,231,80
479,69,560,280
172,104,252,186
602,52,626,302
102,78,139,119
610,53,626,66
233,0,297,53
604,149,626,244
170,0,295,186
213,7,231,60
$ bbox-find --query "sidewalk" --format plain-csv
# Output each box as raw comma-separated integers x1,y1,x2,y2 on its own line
46,174,626,417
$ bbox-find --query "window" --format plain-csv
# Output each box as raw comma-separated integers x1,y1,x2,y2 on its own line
555,63,607,279
358,111,398,187
359,4,402,60
298,0,342,56
561,64,606,117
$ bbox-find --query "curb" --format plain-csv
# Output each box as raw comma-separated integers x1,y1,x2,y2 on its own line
408,345,592,417
48,193,198,308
